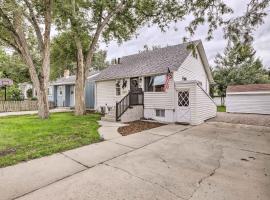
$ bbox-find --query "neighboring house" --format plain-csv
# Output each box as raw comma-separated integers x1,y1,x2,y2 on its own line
50,70,99,109
18,82,33,99
95,40,216,125
226,84,270,115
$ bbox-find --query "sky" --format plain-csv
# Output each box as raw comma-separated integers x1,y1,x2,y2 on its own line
99,0,270,68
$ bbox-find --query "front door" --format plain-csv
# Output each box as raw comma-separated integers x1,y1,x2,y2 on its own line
130,77,139,93
130,77,141,105
57,86,64,107
176,90,191,124
70,85,75,107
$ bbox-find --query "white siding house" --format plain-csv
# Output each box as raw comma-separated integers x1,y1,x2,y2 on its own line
226,84,270,115
95,40,216,125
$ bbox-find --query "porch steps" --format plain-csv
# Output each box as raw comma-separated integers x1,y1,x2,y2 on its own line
101,107,117,122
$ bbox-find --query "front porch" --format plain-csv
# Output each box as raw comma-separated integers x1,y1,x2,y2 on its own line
100,74,170,122
52,84,75,108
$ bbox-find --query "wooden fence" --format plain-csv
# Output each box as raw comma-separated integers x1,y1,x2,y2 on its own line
0,100,55,112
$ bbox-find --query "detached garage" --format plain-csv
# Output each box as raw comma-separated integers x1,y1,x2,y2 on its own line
226,84,270,115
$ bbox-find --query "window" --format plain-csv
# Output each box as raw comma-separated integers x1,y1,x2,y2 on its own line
182,76,187,81
58,86,63,96
116,80,121,96
145,75,166,92
178,91,189,107
48,87,52,96
156,109,165,117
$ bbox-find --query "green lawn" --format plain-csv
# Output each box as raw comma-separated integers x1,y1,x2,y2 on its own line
0,112,101,167
217,106,226,112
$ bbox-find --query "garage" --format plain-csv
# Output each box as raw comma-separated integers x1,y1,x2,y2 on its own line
226,84,270,115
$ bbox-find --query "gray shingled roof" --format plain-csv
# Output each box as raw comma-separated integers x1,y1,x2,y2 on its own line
51,71,99,85
50,75,76,85
227,84,270,93
96,40,201,81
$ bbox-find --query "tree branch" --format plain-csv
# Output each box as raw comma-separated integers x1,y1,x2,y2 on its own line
23,0,44,52
85,1,127,69
0,7,18,35
0,36,21,53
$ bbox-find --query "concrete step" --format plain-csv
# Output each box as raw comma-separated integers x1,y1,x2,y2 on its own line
101,116,116,122
107,114,115,117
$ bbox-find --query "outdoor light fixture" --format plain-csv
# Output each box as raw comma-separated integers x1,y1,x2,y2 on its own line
0,78,13,101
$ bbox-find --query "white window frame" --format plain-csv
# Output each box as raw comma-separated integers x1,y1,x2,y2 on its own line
145,75,166,92
156,109,165,117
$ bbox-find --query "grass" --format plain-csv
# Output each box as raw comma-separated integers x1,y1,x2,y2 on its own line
0,112,101,168
217,106,226,112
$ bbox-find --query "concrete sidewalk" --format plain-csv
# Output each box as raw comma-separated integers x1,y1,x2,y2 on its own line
1,122,270,200
0,108,72,117
97,120,127,140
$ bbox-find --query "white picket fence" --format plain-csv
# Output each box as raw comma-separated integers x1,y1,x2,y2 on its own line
0,100,54,112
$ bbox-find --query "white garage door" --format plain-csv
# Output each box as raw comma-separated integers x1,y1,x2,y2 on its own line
227,93,270,114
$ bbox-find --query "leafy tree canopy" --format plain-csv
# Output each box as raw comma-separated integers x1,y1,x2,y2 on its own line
212,42,269,96
0,48,30,83
50,31,108,80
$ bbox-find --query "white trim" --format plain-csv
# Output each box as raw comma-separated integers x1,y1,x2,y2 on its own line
51,82,75,86
227,91,270,95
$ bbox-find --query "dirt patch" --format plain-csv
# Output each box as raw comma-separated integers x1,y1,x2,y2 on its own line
118,120,166,136
0,148,16,157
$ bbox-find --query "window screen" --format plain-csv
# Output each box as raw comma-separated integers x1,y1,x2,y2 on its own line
145,75,165,92
178,91,189,107
116,81,121,96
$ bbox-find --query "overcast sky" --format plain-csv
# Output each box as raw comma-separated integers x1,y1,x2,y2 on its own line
99,0,270,68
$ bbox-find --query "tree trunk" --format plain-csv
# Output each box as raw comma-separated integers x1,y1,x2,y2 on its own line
74,37,86,115
37,82,49,119
9,1,52,119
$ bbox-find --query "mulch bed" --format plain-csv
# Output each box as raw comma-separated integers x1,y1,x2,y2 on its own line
118,120,166,136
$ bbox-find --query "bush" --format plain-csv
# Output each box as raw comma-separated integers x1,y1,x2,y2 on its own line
7,85,24,101
31,96,38,101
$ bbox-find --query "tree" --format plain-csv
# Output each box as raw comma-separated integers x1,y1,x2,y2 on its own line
0,48,30,83
55,0,234,115
0,0,52,119
50,31,108,80
211,0,270,96
213,42,269,96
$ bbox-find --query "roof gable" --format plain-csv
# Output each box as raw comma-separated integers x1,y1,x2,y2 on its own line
96,40,206,81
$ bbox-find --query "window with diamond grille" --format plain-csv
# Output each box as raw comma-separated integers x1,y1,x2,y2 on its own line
178,91,189,107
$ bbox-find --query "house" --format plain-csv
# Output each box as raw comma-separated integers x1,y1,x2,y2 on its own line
50,70,99,109
18,82,33,99
95,40,216,125
226,84,270,115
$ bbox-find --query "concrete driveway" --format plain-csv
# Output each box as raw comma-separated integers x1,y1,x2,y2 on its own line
1,122,270,200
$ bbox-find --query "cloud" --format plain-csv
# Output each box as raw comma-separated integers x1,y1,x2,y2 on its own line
100,0,270,68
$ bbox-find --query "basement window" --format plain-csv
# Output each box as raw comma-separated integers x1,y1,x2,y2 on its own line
156,109,165,117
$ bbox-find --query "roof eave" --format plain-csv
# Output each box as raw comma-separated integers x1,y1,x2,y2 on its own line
196,41,214,83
